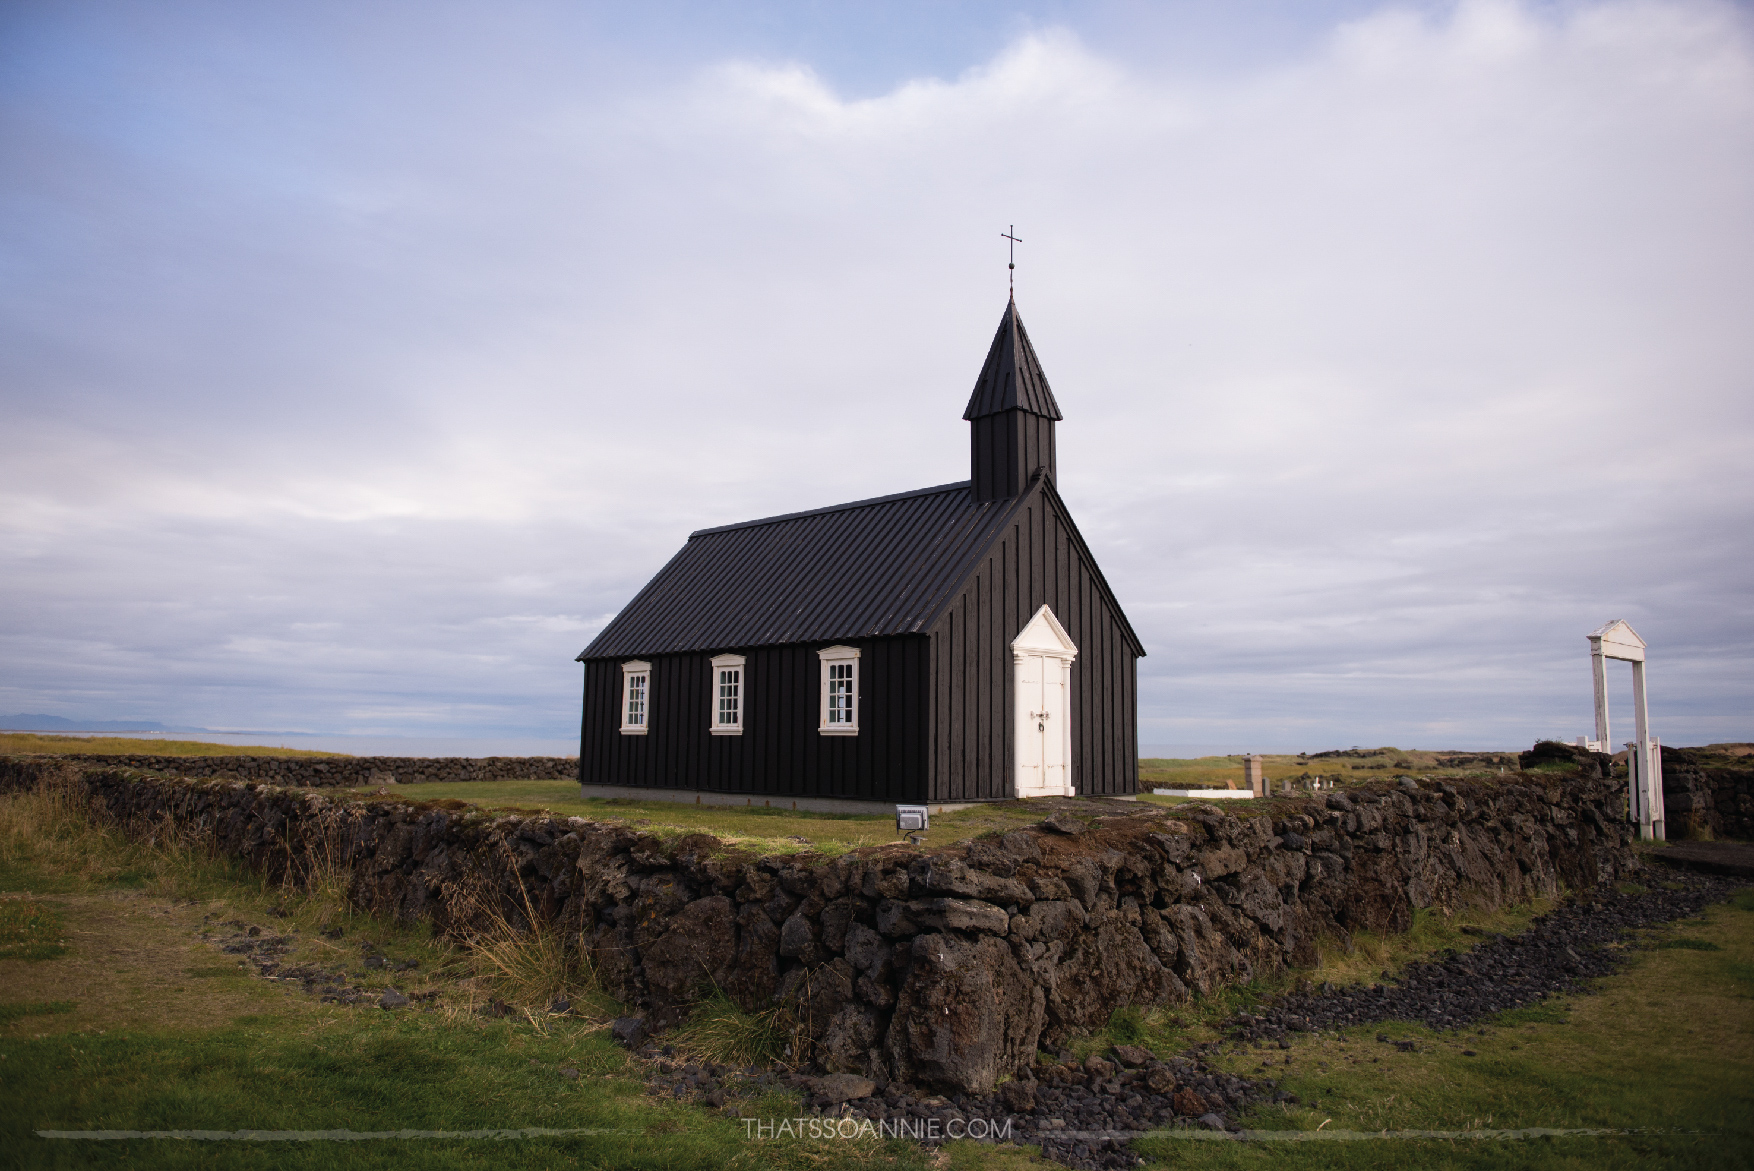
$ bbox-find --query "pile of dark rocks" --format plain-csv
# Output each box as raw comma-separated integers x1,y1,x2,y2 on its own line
199,917,435,1010
643,1058,778,1111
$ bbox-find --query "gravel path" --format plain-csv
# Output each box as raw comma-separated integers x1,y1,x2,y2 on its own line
1228,872,1739,1042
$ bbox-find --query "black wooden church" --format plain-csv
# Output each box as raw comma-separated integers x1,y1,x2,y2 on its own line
576,298,1144,806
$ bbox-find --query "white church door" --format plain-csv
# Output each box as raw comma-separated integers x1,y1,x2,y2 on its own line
1012,605,1078,798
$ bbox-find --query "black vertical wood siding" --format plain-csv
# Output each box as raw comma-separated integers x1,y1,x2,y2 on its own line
970,410,1057,503
578,637,930,803
925,488,1139,802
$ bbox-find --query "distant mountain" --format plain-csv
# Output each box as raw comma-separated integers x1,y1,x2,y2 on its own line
1,714,173,732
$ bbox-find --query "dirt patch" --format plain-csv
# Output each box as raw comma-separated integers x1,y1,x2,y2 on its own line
0,892,275,1036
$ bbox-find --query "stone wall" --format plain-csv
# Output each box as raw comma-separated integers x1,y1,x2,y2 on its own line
0,759,1637,1095
4,753,576,788
1660,745,1754,840
1517,740,1754,842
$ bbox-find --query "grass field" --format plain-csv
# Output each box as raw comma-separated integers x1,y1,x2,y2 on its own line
334,780,1144,855
1127,891,1754,1170
2,764,1750,1169
0,732,344,758
1138,748,1522,793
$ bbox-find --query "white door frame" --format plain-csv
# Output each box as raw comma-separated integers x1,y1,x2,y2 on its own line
1012,604,1078,798
1589,619,1663,841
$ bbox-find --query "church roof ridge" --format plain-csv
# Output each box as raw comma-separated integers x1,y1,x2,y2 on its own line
963,296,1063,422
689,480,973,538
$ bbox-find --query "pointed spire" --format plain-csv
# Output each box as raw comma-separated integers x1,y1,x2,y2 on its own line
963,297,1063,422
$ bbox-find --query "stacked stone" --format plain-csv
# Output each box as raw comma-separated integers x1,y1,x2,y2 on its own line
0,758,1638,1101
1660,745,1754,840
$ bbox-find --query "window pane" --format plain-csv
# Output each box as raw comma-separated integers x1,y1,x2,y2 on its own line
827,661,853,724
626,674,646,726
718,668,740,725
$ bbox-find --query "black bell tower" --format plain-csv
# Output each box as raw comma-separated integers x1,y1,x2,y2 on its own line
964,297,1063,503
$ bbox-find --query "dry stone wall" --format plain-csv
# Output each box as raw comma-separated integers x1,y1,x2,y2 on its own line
0,759,1638,1095
7,753,575,787
1519,740,1754,841
1659,745,1754,840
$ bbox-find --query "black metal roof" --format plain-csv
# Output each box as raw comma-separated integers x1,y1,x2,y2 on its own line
577,474,1146,661
963,296,1062,422
577,481,1025,660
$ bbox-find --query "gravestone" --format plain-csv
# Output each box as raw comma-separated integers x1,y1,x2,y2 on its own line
1244,755,1266,798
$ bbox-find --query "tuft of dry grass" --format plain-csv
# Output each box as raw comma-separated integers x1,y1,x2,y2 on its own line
0,765,134,889
667,992,796,1067
448,852,616,1022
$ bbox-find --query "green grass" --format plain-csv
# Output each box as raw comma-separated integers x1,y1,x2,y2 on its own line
0,732,344,758
1107,1006,1146,1045
3,1011,914,1169
0,1000,74,1024
1138,748,1520,796
1122,888,1754,1170
0,896,69,960
333,781,1130,856
1489,1002,1572,1026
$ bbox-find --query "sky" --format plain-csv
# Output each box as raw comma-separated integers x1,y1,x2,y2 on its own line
2,0,1750,751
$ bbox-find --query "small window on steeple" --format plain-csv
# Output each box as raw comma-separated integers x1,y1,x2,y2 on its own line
818,645,860,735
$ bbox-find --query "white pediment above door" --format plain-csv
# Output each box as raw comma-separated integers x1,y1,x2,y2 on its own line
1012,604,1077,660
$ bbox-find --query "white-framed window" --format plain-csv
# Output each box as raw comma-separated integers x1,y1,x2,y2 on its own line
818,645,860,736
710,653,745,736
620,661,651,734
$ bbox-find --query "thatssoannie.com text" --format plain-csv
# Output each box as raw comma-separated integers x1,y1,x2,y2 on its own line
741,1116,1015,1141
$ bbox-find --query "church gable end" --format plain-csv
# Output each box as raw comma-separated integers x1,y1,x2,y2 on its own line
923,478,1142,803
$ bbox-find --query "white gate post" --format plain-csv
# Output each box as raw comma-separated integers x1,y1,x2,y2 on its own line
1630,658,1664,841
1650,735,1664,840
1590,620,1657,839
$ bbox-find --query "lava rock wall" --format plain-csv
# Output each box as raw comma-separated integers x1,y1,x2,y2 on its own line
0,759,1638,1095
1660,745,1754,840
2,753,575,787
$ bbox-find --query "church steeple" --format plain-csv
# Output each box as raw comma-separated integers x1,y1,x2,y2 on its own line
964,296,1062,502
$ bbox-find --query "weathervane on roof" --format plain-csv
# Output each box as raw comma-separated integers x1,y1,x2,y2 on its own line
1002,225,1021,296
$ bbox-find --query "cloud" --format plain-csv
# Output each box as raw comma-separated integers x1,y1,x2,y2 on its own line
1,0,1750,746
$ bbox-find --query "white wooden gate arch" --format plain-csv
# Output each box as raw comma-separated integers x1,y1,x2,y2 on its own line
1589,619,1664,841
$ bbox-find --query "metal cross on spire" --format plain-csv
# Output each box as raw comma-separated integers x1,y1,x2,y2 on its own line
1001,225,1021,295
